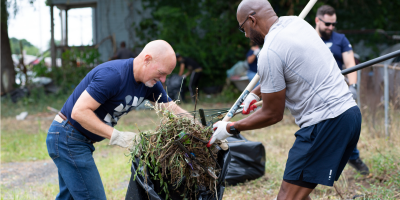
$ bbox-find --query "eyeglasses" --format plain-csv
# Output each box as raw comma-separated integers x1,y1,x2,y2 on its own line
318,18,337,27
238,12,256,33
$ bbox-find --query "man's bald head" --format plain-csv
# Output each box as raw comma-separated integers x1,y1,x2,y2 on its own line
237,0,278,45
134,40,177,86
237,0,274,19
141,40,176,66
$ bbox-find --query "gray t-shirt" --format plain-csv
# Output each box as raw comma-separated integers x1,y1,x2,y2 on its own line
258,16,356,128
115,48,135,59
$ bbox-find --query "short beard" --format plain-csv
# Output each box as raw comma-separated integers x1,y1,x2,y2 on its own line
319,27,332,40
249,28,265,46
145,81,155,88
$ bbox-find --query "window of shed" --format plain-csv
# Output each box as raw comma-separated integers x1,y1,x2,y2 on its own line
67,8,93,46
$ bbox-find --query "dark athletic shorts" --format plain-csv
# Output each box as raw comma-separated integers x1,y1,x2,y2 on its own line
283,106,362,186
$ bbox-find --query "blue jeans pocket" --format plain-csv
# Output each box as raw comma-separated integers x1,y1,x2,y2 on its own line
46,132,60,159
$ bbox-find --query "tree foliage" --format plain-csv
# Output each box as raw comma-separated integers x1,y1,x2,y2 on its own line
135,0,400,87
10,37,40,55
135,0,247,87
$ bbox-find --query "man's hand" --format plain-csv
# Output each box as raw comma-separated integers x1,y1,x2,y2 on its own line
349,84,357,101
242,93,260,115
109,129,140,148
253,48,260,55
207,121,233,147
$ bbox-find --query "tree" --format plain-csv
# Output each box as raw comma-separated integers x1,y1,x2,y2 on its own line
135,0,248,87
10,37,40,55
1,0,15,95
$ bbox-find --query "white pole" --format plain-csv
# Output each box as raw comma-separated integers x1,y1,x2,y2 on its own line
223,0,318,122
357,70,361,106
298,0,318,19
384,63,389,138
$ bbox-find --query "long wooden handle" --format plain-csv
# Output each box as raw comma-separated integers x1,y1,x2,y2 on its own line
222,74,260,122
222,0,318,122
298,0,318,19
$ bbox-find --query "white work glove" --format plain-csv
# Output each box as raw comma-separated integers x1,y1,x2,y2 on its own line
109,129,140,148
207,121,233,149
242,92,260,115
253,48,260,55
349,84,357,101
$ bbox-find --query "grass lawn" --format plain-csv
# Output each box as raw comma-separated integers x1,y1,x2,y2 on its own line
1,98,400,199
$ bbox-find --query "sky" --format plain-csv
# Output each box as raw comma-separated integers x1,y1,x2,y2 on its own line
7,0,93,52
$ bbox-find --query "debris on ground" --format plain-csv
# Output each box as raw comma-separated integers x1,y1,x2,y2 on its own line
129,101,220,199
16,111,28,120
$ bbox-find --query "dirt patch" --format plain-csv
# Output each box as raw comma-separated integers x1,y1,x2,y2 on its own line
1,160,58,189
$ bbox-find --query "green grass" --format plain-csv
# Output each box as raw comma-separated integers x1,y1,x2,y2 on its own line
1,88,73,118
1,122,49,162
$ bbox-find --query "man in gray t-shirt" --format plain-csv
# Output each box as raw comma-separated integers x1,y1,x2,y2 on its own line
257,16,356,128
207,0,362,199
110,41,135,60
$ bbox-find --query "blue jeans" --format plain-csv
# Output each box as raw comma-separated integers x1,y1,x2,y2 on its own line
46,118,106,200
349,147,360,160
247,70,260,89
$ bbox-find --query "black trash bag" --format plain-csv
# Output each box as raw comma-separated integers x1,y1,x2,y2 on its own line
165,74,184,100
125,148,231,200
225,134,266,185
9,88,30,103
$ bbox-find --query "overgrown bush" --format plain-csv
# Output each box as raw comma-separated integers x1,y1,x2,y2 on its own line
49,47,101,91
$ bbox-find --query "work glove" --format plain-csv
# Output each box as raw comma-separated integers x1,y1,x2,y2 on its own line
349,84,357,101
109,129,140,148
242,92,260,115
253,48,260,55
207,121,233,150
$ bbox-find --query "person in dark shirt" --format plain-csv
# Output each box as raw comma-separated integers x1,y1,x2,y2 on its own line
110,41,135,60
46,40,188,200
315,5,369,175
176,54,203,103
246,41,260,87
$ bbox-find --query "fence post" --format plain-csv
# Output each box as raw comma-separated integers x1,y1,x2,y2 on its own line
384,63,389,138
357,70,361,107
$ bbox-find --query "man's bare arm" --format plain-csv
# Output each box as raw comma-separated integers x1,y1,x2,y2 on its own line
234,88,286,131
178,63,185,76
247,54,257,64
165,101,189,116
71,90,114,139
251,85,262,97
342,50,357,85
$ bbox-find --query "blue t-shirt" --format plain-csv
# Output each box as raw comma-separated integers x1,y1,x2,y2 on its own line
246,49,258,73
60,58,171,142
322,31,353,70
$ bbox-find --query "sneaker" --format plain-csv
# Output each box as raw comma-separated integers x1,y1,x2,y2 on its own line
348,158,370,175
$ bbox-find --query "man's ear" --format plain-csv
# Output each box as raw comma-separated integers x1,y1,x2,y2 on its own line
315,17,319,25
144,54,152,66
250,15,256,28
